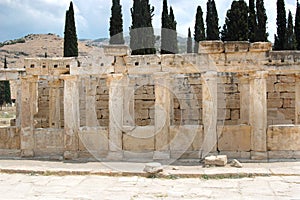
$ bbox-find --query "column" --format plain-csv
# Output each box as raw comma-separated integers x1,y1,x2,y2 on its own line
49,78,62,129
20,76,38,157
249,71,268,159
238,74,250,124
153,73,171,159
295,74,300,124
107,74,124,160
201,71,218,158
62,75,80,159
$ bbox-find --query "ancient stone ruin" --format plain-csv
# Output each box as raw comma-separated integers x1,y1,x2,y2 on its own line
0,41,300,161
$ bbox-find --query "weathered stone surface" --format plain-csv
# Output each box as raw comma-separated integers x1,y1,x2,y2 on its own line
267,125,300,151
204,155,227,166
249,42,272,52
170,125,203,151
123,126,155,152
218,125,251,151
198,41,224,54
224,41,250,53
103,45,130,57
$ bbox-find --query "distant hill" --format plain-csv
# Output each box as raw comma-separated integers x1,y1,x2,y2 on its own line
0,34,103,69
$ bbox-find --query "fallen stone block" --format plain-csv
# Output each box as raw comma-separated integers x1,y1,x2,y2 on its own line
204,155,227,166
143,162,163,174
230,159,243,168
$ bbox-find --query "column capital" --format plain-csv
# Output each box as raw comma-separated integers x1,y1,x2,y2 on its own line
60,75,78,81
249,71,268,80
236,73,250,84
21,75,39,82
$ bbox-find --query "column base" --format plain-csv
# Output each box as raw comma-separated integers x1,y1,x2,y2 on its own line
153,151,170,160
21,149,34,157
64,151,79,160
106,151,123,161
251,151,268,160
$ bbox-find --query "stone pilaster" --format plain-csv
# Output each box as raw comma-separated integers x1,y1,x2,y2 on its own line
107,74,124,160
49,78,62,129
296,74,300,125
238,74,250,124
249,71,268,159
20,76,38,157
123,76,135,126
201,71,218,157
153,73,171,160
62,75,80,159
85,77,98,127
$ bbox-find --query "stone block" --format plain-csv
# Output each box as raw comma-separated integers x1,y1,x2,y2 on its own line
268,92,280,99
170,125,203,151
283,99,295,108
251,151,268,160
249,42,272,52
278,75,295,83
267,125,300,151
268,151,294,159
123,126,155,152
218,125,251,151
267,99,283,108
224,41,250,53
143,162,163,173
78,127,109,152
275,83,295,92
198,41,224,54
280,92,295,99
103,45,130,56
204,155,227,166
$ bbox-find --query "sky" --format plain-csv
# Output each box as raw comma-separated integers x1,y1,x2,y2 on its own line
0,0,297,43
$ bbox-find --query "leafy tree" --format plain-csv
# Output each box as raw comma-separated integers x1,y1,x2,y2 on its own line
286,10,297,50
64,1,78,57
274,0,286,50
295,0,300,50
169,7,178,54
194,6,205,53
206,0,219,40
109,0,125,44
248,0,257,42
221,0,249,41
130,0,156,55
256,0,268,41
187,28,193,53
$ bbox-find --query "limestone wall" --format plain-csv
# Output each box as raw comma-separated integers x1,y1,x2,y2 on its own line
1,41,300,161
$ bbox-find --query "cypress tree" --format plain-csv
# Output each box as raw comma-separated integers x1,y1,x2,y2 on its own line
109,0,125,44
194,6,205,53
221,0,249,41
248,0,258,42
187,28,193,53
206,0,219,40
161,0,170,54
169,7,178,54
256,0,268,41
63,1,78,57
295,0,300,50
0,81,11,108
274,0,286,50
130,0,156,55
4,56,7,69
286,10,297,50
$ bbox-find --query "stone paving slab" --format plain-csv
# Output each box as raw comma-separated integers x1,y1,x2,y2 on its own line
0,159,300,178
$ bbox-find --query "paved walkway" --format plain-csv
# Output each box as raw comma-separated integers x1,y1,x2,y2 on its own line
0,159,300,178
0,159,300,199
